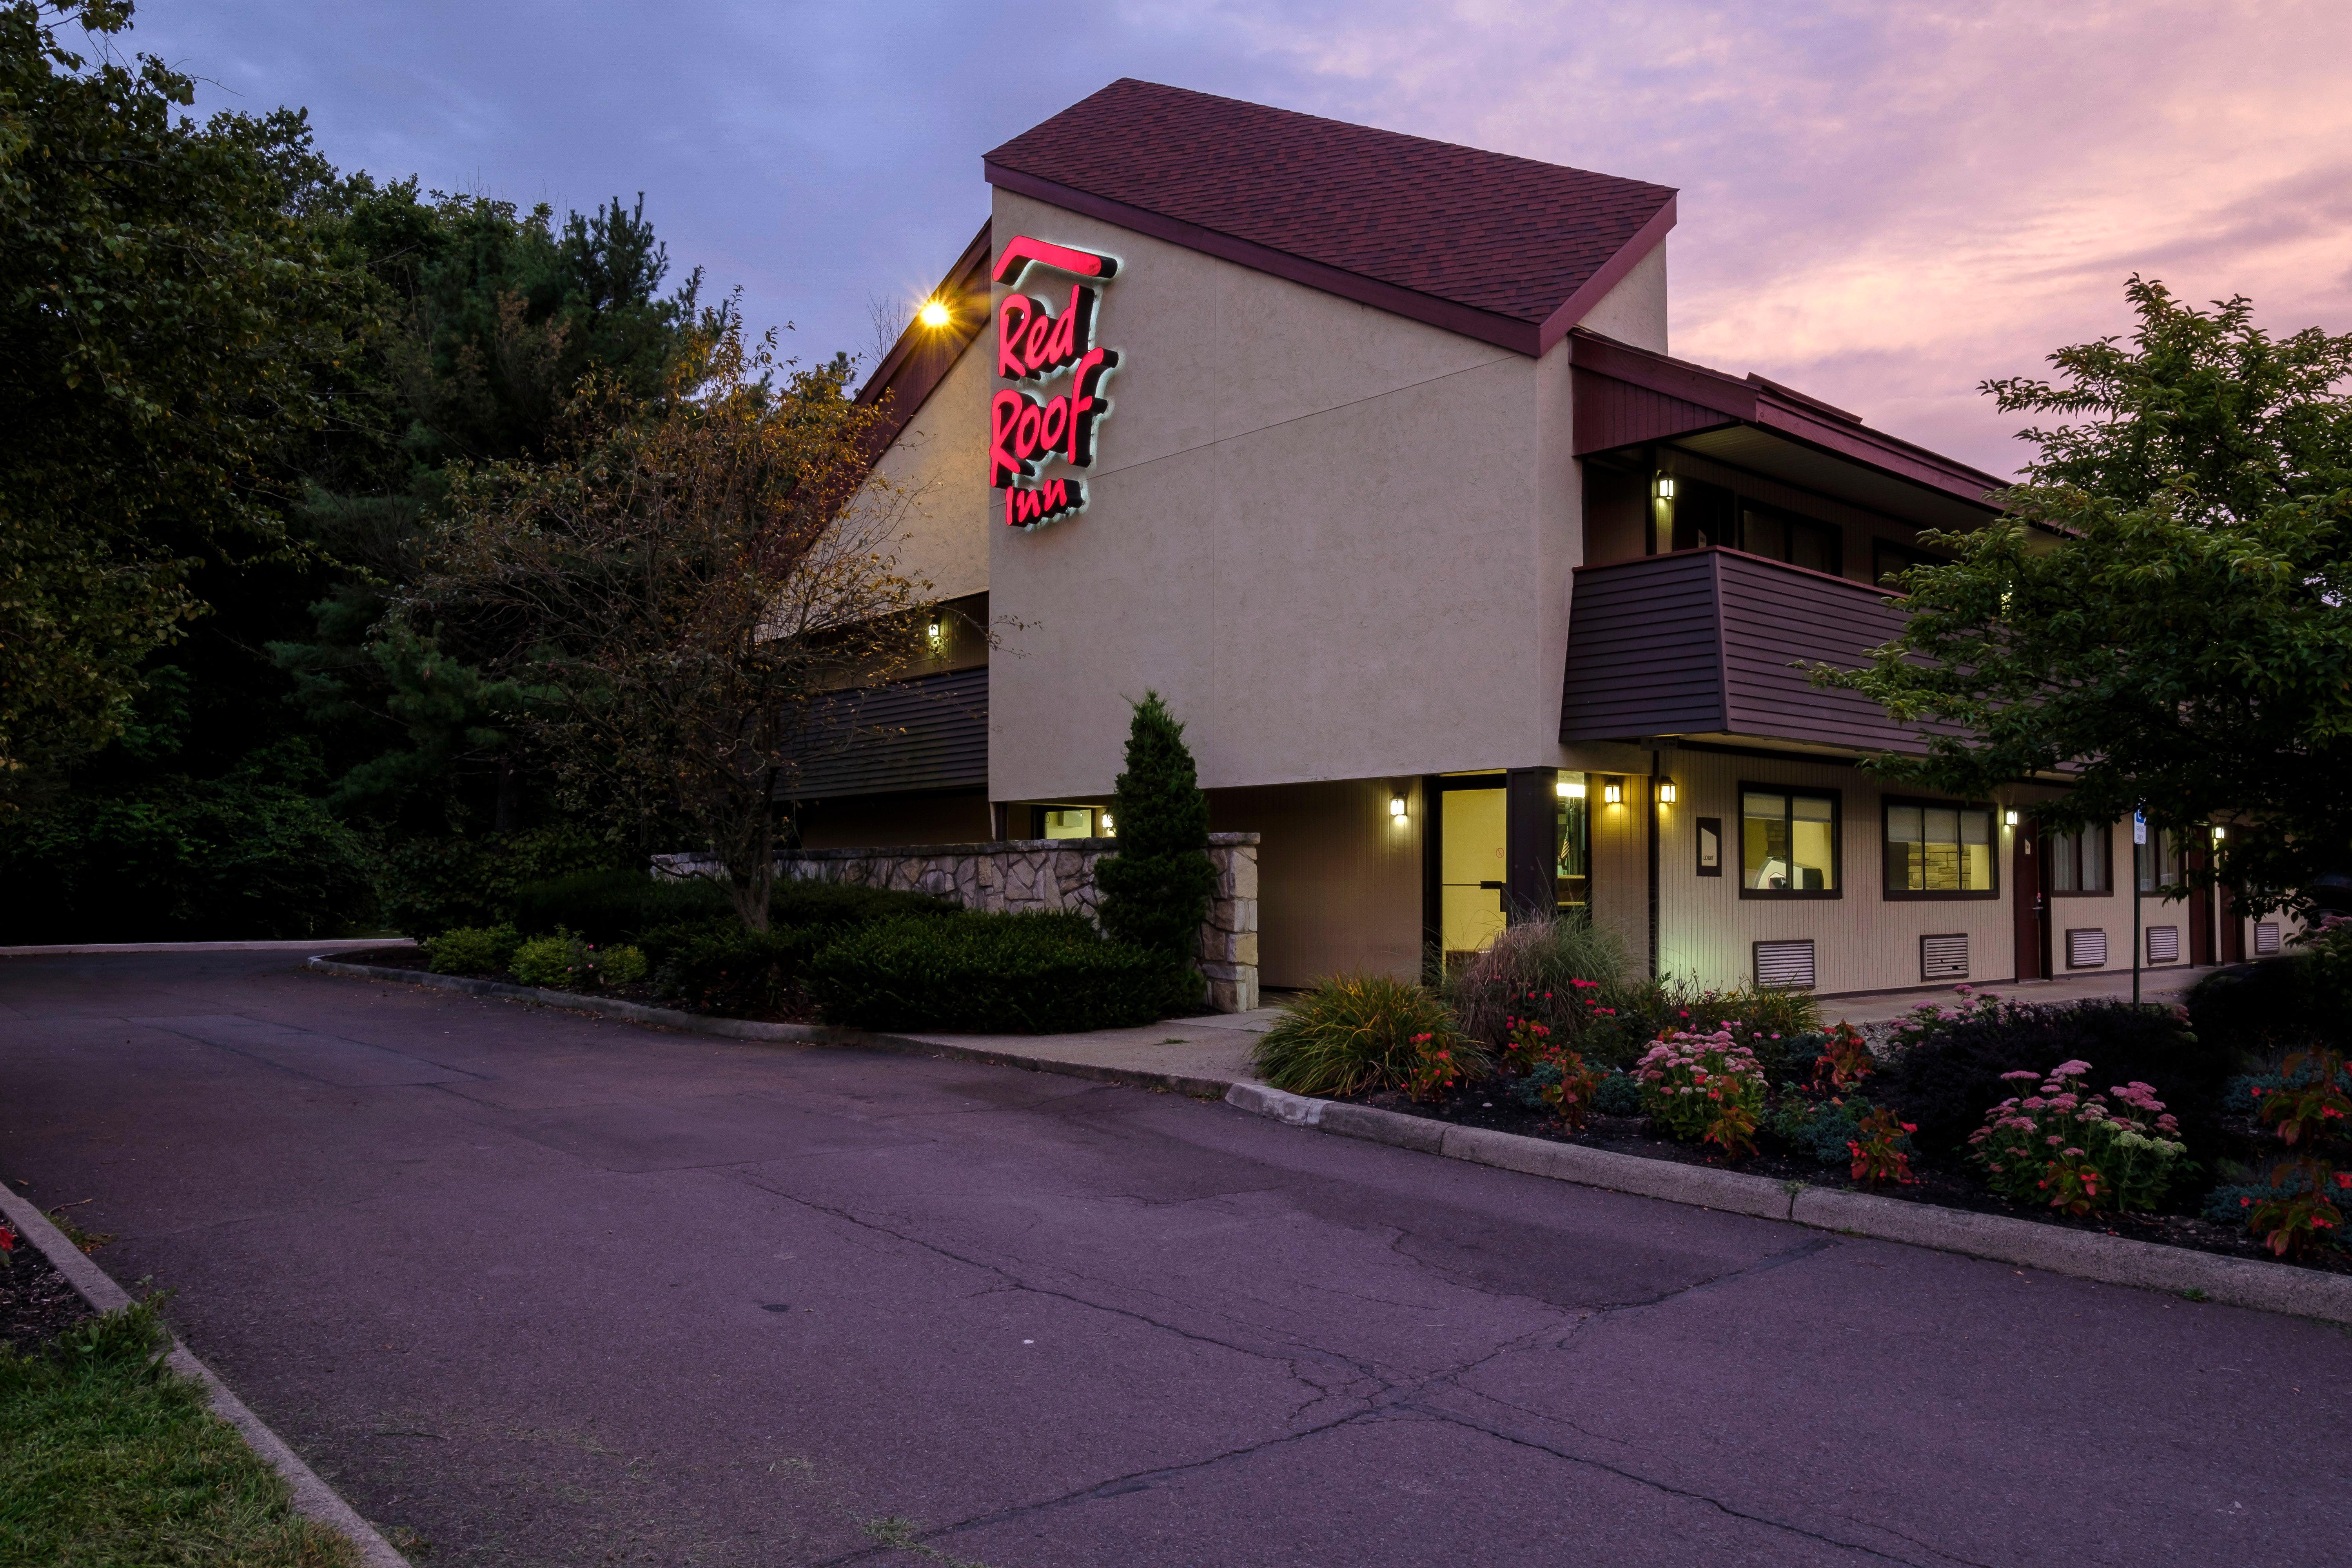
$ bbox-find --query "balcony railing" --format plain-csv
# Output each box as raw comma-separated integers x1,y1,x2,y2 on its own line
1559,548,1937,753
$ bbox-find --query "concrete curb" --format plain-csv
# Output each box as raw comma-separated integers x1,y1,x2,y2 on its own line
0,1182,410,1568
4,938,416,957
307,958,1236,1100
1222,1083,2352,1325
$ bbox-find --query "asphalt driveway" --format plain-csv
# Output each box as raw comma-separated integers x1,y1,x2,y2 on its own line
0,951,2342,1566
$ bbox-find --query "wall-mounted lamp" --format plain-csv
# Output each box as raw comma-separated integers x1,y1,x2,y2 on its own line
2211,825,2226,842
1100,813,1115,835
1655,476,1677,501
1389,795,1408,821
1557,779,1586,800
1602,779,1624,805
925,619,944,650
1656,780,1677,805
917,299,951,328
2004,809,2020,828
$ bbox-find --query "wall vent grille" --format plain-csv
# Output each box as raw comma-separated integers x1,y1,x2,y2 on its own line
2065,928,2109,969
1920,933,1968,981
2145,926,2180,964
1754,938,1817,990
2255,922,2281,956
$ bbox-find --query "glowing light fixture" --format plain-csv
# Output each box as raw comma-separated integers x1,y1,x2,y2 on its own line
2211,825,2226,841
1656,780,1678,805
1100,813,1114,834
2004,809,2020,827
917,299,951,328
1602,780,1624,805
1656,476,1677,501
1557,779,1586,799
1389,795,1407,820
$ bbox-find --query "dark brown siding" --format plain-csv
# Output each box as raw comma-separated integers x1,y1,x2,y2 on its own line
782,666,988,801
1572,371,1734,456
1561,549,1938,753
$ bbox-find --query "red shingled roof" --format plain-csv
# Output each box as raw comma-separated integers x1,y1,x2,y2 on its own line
984,79,1677,356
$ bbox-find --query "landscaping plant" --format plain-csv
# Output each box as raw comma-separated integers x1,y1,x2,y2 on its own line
1846,1107,1918,1186
1092,691,1218,1006
509,927,646,991
1251,975,1485,1098
1446,911,1626,1047
1405,1034,1465,1103
1633,1029,1766,1158
807,911,1177,1033
1967,1062,2190,1215
2242,1048,2351,1255
427,924,519,975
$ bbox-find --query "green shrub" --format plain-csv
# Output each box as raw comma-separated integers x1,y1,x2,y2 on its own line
768,879,955,929
506,927,646,991
644,920,820,1016
378,826,621,937
427,923,519,974
510,869,731,942
1093,692,1216,1004
1446,911,1627,1047
808,912,1180,1033
1251,973,1488,1096
0,766,379,943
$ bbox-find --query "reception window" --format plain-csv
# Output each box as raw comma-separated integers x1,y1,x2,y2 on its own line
1040,807,1098,839
1742,786,1839,897
2049,825,2111,895
1884,800,1996,898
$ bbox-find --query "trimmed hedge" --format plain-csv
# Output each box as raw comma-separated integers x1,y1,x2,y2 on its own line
511,869,731,943
807,912,1179,1033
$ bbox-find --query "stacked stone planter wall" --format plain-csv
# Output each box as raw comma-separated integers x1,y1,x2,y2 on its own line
653,834,1260,1013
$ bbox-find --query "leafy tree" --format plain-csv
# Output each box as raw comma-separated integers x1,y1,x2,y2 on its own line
416,321,926,931
1094,691,1217,993
0,0,363,797
1833,278,2352,913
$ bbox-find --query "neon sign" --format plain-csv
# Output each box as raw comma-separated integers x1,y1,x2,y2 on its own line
990,236,1120,531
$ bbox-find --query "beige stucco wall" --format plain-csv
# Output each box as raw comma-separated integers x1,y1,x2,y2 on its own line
1575,241,1668,353
864,335,993,602
985,189,1596,802
1210,778,1425,986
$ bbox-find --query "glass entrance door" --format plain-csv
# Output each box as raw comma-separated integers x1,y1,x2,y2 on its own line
1440,784,1508,962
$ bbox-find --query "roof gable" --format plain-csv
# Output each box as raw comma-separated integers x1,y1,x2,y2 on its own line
985,79,1676,357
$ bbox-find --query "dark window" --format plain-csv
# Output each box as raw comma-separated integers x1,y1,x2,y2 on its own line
1884,800,1997,898
2134,828,2184,892
2048,824,2111,895
1740,786,1840,898
1740,505,1842,576
1670,477,1738,551
1873,537,1942,587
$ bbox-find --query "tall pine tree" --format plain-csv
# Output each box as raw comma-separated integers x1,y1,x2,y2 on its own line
1094,692,1217,1000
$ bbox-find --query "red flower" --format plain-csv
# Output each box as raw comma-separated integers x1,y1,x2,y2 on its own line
0,1226,14,1253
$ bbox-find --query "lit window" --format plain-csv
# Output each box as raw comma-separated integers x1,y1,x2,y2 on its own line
1884,803,1994,895
1742,789,1837,895
1041,808,1095,840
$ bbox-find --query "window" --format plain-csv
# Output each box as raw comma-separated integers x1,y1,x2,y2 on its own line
1739,506,1842,576
1554,773,1590,910
1669,476,1738,552
1884,800,1996,897
1741,787,1839,897
1040,807,1097,839
1873,537,1942,588
2134,828,2184,893
2048,825,2111,895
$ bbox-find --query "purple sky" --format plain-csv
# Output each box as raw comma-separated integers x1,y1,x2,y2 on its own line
123,0,2352,477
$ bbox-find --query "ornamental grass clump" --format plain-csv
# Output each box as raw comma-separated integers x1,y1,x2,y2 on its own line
1634,1029,1766,1157
1967,1061,2189,1215
1252,975,1486,1098
1446,911,1626,1047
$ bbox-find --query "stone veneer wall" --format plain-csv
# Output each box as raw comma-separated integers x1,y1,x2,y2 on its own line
655,834,1260,1013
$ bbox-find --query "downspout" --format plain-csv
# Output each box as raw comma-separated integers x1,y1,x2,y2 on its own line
1647,748,1661,981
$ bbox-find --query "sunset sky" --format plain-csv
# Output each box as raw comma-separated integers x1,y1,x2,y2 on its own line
125,0,2352,477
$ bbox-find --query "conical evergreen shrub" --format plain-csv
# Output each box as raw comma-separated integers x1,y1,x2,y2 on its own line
1094,691,1217,1000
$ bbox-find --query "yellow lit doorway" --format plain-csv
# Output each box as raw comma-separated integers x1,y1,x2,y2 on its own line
1439,782,1507,963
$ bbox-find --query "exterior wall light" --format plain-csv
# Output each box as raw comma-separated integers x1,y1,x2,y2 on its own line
1557,779,1586,799
1656,780,1677,805
926,619,944,652
2004,809,2019,828
1389,795,1407,820
1100,813,1114,835
2211,825,2226,841
1655,476,1677,501
917,299,951,328
1602,780,1624,805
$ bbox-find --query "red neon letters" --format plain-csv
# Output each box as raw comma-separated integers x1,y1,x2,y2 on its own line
991,236,1120,531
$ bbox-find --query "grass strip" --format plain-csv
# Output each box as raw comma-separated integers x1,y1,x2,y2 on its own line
0,1298,358,1566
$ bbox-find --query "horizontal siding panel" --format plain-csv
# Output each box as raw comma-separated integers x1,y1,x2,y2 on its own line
782,666,988,800
1562,552,1726,740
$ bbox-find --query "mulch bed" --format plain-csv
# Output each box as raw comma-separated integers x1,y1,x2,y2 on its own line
1347,1084,2352,1276
1,1222,98,1355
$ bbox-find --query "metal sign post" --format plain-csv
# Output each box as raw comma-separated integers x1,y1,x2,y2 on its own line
2132,811,2147,1005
